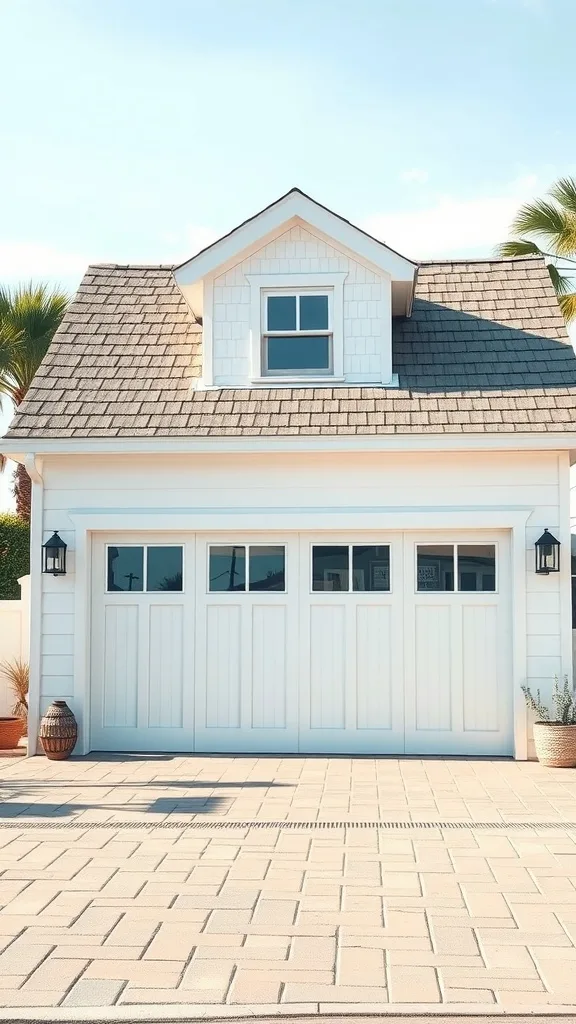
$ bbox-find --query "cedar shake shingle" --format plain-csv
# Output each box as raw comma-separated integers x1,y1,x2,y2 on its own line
5,257,576,439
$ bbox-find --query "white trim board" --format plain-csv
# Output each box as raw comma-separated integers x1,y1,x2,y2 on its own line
175,190,416,289
4,433,576,460
68,509,531,533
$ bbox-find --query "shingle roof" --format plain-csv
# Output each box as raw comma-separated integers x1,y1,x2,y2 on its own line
5,256,576,439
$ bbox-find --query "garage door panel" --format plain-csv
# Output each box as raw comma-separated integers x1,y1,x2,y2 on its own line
406,531,512,756
103,605,138,729
462,604,499,732
415,605,453,731
252,605,287,729
309,605,346,730
356,605,392,730
148,605,183,729
205,604,241,729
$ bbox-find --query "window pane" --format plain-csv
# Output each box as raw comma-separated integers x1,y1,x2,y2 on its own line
266,335,330,372
267,295,296,331
571,534,576,577
352,546,390,592
249,546,285,591
147,546,183,592
417,545,454,591
312,546,349,592
209,546,246,591
107,546,143,592
458,545,496,592
300,294,328,330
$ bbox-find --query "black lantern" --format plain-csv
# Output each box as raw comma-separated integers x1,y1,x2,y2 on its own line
535,529,560,575
42,531,67,576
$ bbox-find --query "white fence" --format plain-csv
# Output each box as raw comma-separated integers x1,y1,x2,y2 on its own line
0,576,30,716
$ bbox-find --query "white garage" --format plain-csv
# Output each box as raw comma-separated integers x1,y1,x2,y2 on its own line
90,530,513,756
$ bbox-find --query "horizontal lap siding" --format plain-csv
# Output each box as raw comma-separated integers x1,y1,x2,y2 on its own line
39,450,567,758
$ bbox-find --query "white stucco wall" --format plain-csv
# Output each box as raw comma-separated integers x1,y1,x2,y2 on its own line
32,448,572,757
211,224,390,384
0,576,30,716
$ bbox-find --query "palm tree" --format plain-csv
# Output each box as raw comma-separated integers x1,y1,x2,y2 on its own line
0,283,69,519
497,176,576,322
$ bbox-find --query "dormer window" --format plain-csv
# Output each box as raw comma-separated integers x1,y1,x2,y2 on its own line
262,292,332,376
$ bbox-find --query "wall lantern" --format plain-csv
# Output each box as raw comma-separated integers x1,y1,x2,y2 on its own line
535,529,560,575
42,532,67,576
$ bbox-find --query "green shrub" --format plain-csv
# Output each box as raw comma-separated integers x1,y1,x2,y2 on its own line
0,513,29,599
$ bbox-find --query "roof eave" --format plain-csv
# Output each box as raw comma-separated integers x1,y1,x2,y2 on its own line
3,431,576,460
174,188,417,297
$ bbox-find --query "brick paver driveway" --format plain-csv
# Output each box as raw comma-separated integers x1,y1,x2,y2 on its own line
1,754,576,1013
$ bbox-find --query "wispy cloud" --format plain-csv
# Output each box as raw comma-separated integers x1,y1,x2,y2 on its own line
363,174,540,259
399,168,429,184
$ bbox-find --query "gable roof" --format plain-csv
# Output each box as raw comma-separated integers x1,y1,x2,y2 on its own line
174,188,417,318
5,255,576,440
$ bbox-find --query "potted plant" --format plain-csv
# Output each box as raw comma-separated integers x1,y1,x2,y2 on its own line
0,658,28,750
522,676,576,767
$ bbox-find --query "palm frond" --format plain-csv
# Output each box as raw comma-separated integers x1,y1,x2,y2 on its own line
0,283,69,405
495,239,543,258
547,263,573,295
559,291,576,322
511,199,576,255
549,177,576,215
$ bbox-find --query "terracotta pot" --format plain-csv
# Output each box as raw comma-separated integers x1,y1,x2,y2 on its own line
0,717,24,750
533,722,576,768
39,701,77,760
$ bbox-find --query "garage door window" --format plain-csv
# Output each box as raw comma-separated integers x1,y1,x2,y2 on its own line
106,545,183,592
312,545,390,592
416,544,496,592
209,545,286,592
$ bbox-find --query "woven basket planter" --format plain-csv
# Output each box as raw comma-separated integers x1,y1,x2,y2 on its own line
533,722,576,768
39,701,78,761
0,717,24,750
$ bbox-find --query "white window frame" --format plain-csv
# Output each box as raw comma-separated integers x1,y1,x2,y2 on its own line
247,272,346,383
261,290,333,377
414,542,498,594
105,543,185,594
310,543,392,594
207,543,287,594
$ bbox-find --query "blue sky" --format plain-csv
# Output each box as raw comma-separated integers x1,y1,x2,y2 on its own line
0,0,575,503
1,0,575,292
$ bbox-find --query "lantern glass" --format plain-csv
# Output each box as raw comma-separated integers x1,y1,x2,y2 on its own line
42,532,67,576
535,529,560,575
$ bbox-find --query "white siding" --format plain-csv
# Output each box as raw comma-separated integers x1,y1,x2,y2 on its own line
211,224,389,384
38,448,570,757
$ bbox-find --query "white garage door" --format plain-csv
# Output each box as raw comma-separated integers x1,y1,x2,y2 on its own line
90,531,513,755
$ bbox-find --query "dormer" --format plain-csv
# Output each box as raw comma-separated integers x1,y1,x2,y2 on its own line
175,188,417,389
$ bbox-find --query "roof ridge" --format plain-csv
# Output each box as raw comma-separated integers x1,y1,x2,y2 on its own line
88,263,177,271
418,255,543,266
